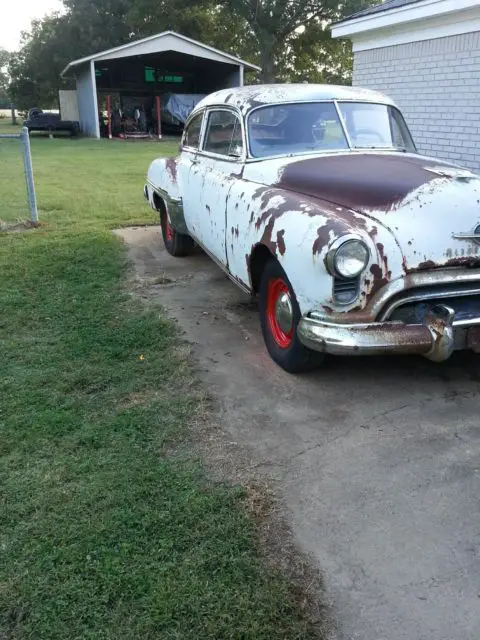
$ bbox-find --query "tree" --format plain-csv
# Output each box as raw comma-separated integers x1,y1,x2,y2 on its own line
8,0,136,110
126,0,258,64
218,0,382,82
277,22,354,84
0,48,10,107
8,0,382,109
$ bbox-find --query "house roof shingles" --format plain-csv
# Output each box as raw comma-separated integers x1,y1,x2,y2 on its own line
342,0,424,22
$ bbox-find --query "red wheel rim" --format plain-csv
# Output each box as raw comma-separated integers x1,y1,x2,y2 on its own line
266,278,294,349
163,212,173,242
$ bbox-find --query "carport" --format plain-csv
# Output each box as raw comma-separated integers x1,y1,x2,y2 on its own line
60,31,260,138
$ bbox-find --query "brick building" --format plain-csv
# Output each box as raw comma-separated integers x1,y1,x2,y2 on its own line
332,0,480,171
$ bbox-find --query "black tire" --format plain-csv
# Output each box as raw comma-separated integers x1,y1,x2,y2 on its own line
160,208,194,257
259,259,324,373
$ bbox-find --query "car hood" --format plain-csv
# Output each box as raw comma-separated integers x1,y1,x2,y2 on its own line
245,152,480,272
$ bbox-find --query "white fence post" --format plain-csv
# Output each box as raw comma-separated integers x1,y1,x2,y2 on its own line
0,127,38,224
20,127,38,224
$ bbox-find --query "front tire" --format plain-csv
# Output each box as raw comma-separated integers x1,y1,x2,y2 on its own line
160,208,194,257
259,259,323,373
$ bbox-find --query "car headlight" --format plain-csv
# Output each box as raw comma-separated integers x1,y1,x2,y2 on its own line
327,238,370,279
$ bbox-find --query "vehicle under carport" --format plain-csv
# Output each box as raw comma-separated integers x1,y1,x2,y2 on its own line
60,31,260,138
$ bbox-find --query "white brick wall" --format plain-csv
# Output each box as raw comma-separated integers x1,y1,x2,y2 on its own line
353,31,480,171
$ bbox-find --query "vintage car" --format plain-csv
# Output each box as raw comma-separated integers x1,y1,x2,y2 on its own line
144,84,480,373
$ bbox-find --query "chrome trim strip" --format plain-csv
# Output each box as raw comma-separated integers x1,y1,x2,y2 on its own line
453,233,480,239
453,316,480,328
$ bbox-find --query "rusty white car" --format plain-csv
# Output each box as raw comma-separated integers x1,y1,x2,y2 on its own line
144,84,480,373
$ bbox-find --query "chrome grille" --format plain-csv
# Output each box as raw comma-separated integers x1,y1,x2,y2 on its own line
379,281,480,324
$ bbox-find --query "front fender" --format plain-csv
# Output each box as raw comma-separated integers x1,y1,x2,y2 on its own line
247,187,403,316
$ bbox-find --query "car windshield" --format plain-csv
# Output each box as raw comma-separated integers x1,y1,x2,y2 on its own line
337,102,416,152
247,101,416,158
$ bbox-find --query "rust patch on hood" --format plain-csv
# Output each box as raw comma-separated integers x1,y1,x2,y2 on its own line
277,230,286,255
277,154,458,213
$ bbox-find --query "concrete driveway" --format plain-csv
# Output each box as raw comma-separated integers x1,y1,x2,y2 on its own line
116,226,480,640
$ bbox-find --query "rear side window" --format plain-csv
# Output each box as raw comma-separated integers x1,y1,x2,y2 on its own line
203,110,244,158
182,113,203,149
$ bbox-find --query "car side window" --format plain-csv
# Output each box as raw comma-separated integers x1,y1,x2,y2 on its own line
182,113,203,149
203,110,244,158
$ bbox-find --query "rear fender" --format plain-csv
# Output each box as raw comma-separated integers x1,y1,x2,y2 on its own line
146,156,188,234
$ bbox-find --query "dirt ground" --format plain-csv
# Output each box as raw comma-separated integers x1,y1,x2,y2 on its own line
116,226,480,640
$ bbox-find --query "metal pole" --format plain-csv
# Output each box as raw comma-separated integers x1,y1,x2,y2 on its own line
107,95,112,139
156,95,162,140
20,127,38,224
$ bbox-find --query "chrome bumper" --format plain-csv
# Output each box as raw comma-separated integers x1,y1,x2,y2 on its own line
298,305,480,362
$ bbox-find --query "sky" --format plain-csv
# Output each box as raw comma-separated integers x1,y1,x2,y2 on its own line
1,0,63,51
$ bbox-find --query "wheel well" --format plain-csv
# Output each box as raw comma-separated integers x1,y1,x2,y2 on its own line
152,192,166,215
249,244,274,293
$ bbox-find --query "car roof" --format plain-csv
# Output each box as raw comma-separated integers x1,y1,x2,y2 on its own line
193,84,397,115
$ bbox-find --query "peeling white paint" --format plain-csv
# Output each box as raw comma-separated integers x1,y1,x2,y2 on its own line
145,89,480,323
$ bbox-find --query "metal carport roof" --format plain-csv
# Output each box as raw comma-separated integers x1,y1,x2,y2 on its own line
61,30,261,77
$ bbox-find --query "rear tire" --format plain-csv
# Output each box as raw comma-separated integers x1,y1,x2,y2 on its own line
160,208,194,257
259,259,324,373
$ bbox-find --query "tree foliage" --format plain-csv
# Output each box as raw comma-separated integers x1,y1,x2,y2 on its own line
0,48,10,106
8,0,382,109
218,0,382,81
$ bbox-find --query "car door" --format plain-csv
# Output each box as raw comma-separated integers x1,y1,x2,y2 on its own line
181,108,245,266
175,109,204,222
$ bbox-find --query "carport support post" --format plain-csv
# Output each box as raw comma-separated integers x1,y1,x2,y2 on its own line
20,127,38,224
156,96,162,140
107,95,112,139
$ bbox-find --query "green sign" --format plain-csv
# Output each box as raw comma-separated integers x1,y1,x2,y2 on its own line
144,67,183,84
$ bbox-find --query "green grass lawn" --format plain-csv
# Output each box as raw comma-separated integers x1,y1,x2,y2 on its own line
0,129,317,638
0,117,26,223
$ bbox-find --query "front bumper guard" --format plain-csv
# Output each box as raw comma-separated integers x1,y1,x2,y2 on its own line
298,304,465,362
